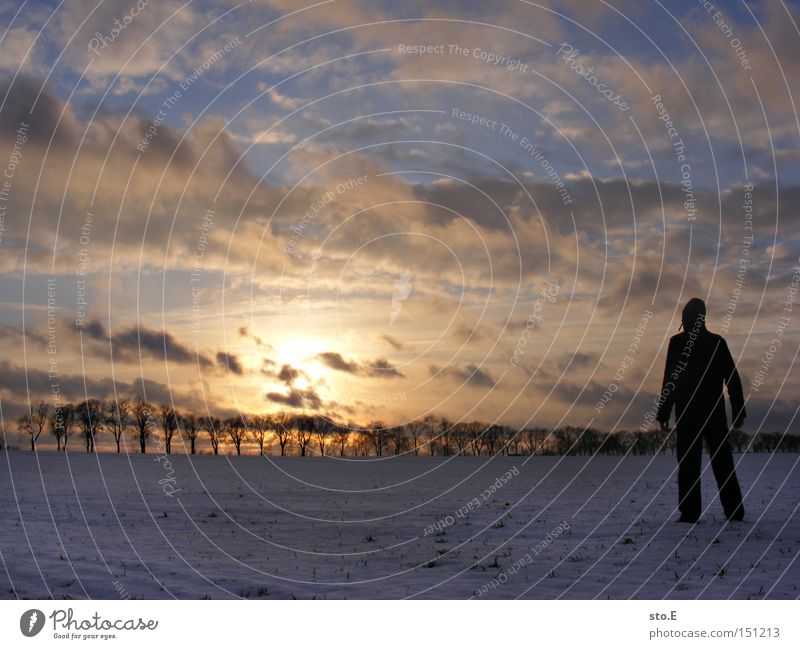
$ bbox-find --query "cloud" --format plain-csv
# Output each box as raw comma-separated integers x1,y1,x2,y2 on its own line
277,364,307,384
260,361,309,386
76,318,215,368
216,352,244,375
238,326,264,346
265,386,323,410
316,351,359,373
0,361,208,412
380,334,405,350
557,351,598,372
316,352,404,378
552,379,636,408
0,27,45,74
0,360,124,402
366,357,404,378
73,318,243,375
430,364,496,388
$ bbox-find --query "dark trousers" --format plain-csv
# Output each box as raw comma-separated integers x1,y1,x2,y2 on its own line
676,425,744,519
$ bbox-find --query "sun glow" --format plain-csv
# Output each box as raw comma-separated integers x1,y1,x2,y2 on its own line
274,336,330,383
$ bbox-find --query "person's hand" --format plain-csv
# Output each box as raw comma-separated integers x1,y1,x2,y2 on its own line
733,415,745,430
658,419,670,432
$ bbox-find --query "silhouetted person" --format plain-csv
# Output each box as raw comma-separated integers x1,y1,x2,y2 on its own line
657,298,746,523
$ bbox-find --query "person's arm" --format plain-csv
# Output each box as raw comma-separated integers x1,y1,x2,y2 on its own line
720,338,746,428
657,337,678,429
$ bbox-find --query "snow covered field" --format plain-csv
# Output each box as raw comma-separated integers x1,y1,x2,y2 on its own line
1,451,797,599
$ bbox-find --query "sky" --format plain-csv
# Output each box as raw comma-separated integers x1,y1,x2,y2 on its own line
0,0,798,442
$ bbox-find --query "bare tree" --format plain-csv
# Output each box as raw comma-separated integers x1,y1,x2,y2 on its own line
200,416,222,455
272,411,292,456
157,405,178,454
507,426,523,455
522,428,535,455
224,416,248,455
352,429,372,456
405,419,425,456
180,412,201,455
387,425,409,455
49,403,77,451
498,425,513,455
439,416,452,456
334,423,350,456
468,421,485,456
452,422,470,455
292,414,314,456
17,400,50,451
423,414,438,455
365,420,388,456
553,426,580,455
313,416,334,456
727,429,750,454
524,427,548,455
76,399,103,452
104,398,131,453
614,430,634,454
248,414,271,456
131,397,154,453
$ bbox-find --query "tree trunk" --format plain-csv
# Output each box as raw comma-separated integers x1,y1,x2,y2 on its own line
191,438,196,455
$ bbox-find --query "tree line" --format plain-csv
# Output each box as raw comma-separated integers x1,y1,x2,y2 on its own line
10,398,800,456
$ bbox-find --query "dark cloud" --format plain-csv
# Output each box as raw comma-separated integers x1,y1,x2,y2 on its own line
0,361,206,413
0,360,124,402
277,364,307,384
74,318,243,374
260,361,309,386
216,352,244,375
557,351,599,372
316,352,359,373
319,116,415,142
380,334,405,350
366,357,404,378
552,379,636,406
430,364,496,388
599,262,703,315
266,386,323,410
316,352,404,378
453,323,494,344
130,377,173,404
0,75,78,148
238,326,271,349
76,318,215,368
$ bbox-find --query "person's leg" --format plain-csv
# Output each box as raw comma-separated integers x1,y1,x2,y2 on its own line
705,426,744,520
676,427,703,521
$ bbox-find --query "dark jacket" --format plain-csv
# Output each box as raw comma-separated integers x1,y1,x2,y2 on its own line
657,328,746,431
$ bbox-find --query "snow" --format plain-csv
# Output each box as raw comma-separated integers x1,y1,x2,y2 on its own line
1,451,797,599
